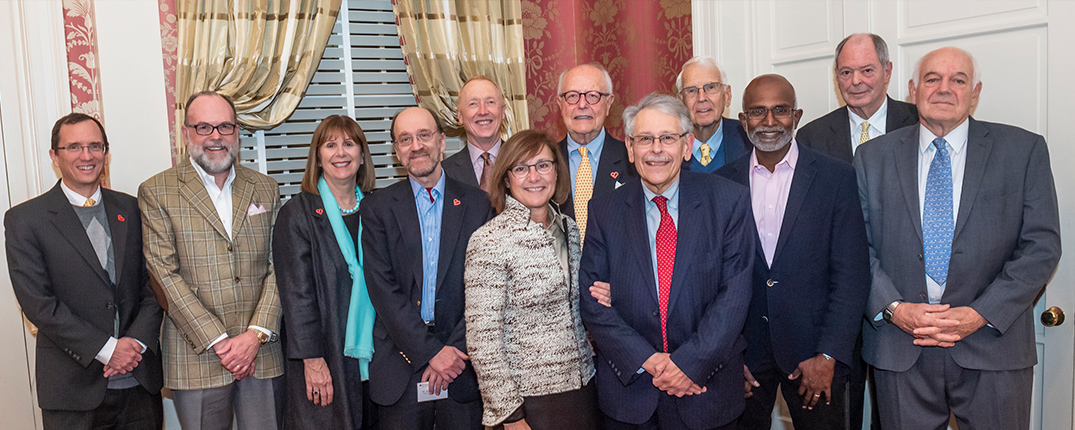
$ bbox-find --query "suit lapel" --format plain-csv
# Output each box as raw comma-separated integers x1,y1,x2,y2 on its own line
230,167,255,240
436,179,465,287
624,183,658,304
102,191,126,285
594,135,627,195
772,147,816,264
666,175,701,314
831,107,854,161
895,128,924,238
953,118,991,241
177,159,231,240
885,97,916,131
558,138,575,214
44,185,111,286
722,158,766,262
390,183,425,290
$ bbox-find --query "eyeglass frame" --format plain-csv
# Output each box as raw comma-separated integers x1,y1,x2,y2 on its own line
678,82,727,99
57,143,108,154
508,160,556,179
186,122,238,136
393,129,441,147
742,105,799,120
559,90,611,105
630,132,689,147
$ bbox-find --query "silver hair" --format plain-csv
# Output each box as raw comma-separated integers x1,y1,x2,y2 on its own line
675,56,729,92
834,33,890,70
911,47,981,87
622,93,694,138
557,63,614,95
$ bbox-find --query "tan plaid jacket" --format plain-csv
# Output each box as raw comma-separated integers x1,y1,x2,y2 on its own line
139,158,283,390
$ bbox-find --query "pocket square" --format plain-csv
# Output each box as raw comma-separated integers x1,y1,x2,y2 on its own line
615,181,624,189
247,203,268,216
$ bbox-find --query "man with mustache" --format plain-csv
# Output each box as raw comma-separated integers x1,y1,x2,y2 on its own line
676,56,750,173
361,107,493,429
581,93,754,429
442,76,507,191
140,91,284,429
715,74,870,430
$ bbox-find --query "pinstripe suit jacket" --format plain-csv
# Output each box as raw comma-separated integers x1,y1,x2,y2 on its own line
139,158,283,390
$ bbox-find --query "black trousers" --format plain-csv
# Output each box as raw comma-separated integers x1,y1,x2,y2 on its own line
511,381,599,430
42,386,163,430
738,352,849,430
377,371,482,430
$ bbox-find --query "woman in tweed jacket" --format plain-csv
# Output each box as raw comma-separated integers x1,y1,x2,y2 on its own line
464,130,597,429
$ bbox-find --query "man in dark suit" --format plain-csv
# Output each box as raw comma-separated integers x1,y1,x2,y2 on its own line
6,113,163,429
442,76,507,190
581,93,755,430
362,106,494,429
716,75,870,430
676,56,750,173
797,33,919,164
555,63,635,240
855,47,1061,429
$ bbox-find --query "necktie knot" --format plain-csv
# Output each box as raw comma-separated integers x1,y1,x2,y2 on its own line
860,121,872,144
653,195,668,213
578,146,588,158
699,144,712,166
83,198,95,207
932,137,949,155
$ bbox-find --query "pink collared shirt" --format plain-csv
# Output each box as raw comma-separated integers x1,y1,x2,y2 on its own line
749,140,799,267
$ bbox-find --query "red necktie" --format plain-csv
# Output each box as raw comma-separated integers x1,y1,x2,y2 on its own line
425,188,435,203
479,152,493,192
653,196,676,352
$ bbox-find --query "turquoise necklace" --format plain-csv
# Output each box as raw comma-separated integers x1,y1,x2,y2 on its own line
338,186,360,214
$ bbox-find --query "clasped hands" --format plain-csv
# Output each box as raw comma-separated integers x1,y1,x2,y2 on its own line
743,353,835,410
422,345,469,395
890,303,987,347
103,337,144,378
213,329,263,380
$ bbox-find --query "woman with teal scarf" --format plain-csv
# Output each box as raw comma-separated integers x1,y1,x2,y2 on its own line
273,115,378,429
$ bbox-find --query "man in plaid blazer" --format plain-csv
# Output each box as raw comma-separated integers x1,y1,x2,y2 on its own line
139,92,283,430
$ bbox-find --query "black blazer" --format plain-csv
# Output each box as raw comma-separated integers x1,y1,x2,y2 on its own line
5,182,163,411
681,117,751,172
558,132,636,218
273,191,366,428
360,174,494,405
442,147,479,188
716,146,870,376
579,171,755,428
796,97,918,164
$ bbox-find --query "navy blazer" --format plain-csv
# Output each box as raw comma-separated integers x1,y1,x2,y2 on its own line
5,182,163,411
682,117,750,172
797,97,918,164
558,132,636,218
579,171,754,428
716,145,870,376
360,174,495,405
855,119,1061,373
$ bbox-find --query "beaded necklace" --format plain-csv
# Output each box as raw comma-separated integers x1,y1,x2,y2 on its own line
338,186,360,214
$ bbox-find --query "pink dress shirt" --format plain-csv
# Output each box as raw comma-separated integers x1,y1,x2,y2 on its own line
749,140,799,268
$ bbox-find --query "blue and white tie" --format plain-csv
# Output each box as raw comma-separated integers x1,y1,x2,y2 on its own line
923,137,953,286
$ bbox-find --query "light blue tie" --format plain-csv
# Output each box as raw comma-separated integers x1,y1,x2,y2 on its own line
923,137,953,286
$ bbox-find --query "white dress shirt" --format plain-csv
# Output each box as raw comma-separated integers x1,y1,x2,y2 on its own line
848,99,889,153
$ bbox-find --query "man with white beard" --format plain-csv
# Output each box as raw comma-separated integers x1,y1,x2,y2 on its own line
715,74,870,430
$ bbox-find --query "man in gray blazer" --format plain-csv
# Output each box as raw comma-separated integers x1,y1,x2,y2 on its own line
854,47,1061,429
441,77,507,190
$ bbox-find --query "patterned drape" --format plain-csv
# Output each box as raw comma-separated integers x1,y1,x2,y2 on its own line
522,0,692,140
174,0,341,154
392,0,529,139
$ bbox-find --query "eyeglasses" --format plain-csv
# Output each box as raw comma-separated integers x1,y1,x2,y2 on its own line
743,106,797,119
187,122,237,136
509,160,555,178
631,132,688,147
559,91,611,105
394,130,438,147
679,82,726,99
58,143,106,153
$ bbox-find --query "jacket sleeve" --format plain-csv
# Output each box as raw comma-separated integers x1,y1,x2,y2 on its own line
247,184,282,332
273,197,325,359
124,208,164,355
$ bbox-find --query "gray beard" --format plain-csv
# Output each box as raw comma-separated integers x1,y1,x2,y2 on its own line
749,128,793,153
190,144,238,174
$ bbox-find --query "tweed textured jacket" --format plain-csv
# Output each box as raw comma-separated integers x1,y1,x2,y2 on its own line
464,197,595,426
139,158,283,390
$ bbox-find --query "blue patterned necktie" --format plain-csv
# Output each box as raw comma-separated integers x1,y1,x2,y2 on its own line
923,137,953,286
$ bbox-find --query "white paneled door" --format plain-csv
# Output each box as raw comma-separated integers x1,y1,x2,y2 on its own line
695,0,1075,428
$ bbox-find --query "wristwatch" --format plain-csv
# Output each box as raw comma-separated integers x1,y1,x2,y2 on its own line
882,300,902,323
255,330,271,344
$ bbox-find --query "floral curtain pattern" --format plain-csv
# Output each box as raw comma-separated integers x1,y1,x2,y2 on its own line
522,0,692,140
158,0,180,164
62,0,109,187
174,0,341,154
392,0,529,139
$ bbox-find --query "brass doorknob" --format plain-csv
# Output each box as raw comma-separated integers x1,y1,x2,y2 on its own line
1041,306,1065,327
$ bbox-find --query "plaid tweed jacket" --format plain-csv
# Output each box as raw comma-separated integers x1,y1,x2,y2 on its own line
139,158,283,390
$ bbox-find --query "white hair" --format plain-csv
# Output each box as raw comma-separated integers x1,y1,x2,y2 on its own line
557,63,614,95
911,47,981,87
675,56,729,92
622,93,693,138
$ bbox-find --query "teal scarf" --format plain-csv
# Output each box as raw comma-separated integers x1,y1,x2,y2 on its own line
318,177,375,381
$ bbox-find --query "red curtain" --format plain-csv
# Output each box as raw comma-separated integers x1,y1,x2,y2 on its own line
522,0,693,141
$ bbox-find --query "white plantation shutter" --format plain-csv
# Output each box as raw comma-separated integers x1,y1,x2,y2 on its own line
241,0,462,198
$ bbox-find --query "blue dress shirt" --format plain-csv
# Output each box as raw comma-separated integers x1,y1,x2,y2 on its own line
410,173,446,322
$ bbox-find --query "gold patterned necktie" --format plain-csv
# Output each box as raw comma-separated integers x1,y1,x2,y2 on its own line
574,146,593,243
699,143,712,166
860,121,872,144
83,198,95,207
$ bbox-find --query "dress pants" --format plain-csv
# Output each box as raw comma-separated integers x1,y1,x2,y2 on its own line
604,393,737,430
873,347,1032,430
173,375,283,430
738,351,849,430
377,370,483,430
42,386,163,430
512,381,599,430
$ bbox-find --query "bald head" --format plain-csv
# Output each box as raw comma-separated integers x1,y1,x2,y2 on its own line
742,74,797,110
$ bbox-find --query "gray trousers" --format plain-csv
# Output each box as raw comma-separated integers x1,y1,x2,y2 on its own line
173,376,282,430
873,347,1033,430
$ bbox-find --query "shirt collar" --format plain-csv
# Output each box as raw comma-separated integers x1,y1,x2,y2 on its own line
409,170,447,200
693,120,724,153
641,176,681,208
849,98,889,134
467,139,502,166
750,139,800,172
189,156,236,192
918,119,970,156
60,181,102,206
566,128,608,157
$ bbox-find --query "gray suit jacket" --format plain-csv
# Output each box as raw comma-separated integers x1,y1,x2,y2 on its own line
798,97,918,164
443,147,479,188
854,118,1061,372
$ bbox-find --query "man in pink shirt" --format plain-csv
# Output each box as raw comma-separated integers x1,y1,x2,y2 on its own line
715,74,870,430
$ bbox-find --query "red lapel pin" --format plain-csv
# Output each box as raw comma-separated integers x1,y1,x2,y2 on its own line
610,171,619,179
316,208,324,215
117,214,125,222
453,199,461,206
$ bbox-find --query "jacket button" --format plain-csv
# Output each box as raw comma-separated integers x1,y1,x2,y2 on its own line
917,253,924,261
766,279,775,287
762,315,769,323
106,302,115,310
228,245,233,252
652,310,658,317
234,277,241,283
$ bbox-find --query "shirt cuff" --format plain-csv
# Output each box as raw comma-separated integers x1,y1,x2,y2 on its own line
249,325,272,337
208,333,228,350
95,336,118,365
134,339,147,353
